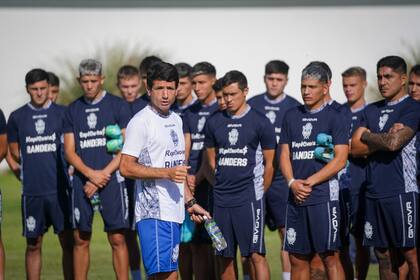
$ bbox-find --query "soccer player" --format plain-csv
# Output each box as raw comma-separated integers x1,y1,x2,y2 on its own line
116,65,143,280
341,66,370,280
248,60,300,280
408,64,420,101
7,69,71,279
119,61,209,280
205,70,276,280
280,63,348,280
47,71,60,103
183,62,219,279
214,78,227,111
0,108,7,279
351,56,420,280
172,62,197,116
63,59,131,280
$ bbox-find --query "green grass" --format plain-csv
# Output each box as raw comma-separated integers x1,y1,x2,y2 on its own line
0,171,379,279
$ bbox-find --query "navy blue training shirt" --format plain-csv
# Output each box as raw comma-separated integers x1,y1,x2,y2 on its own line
357,95,420,198
130,94,149,116
63,92,130,181
7,102,68,196
0,109,6,134
183,100,218,174
280,104,349,206
204,106,276,207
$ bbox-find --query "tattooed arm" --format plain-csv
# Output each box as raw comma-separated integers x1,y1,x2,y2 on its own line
360,126,415,153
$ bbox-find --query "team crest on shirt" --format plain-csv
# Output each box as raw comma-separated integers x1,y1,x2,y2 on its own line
26,216,36,232
170,129,179,146
172,244,179,262
197,116,206,132
378,114,389,131
265,111,276,124
228,128,239,146
302,123,313,139
74,208,80,223
35,119,45,134
364,221,373,239
287,228,296,245
87,112,97,129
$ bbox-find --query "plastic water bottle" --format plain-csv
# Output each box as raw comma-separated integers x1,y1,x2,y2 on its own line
203,217,227,251
90,192,101,211
316,133,333,148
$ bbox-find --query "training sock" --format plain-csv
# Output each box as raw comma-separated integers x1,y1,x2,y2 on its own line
282,272,291,280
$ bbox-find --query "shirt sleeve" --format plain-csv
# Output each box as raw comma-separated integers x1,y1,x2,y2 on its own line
62,106,74,134
204,117,216,148
0,109,6,134
116,99,132,129
121,116,148,158
331,111,350,145
6,111,19,143
396,101,420,131
260,117,277,150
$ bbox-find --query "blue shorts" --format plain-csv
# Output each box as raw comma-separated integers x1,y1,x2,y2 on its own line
339,188,351,246
364,192,418,248
284,200,341,255
22,194,65,238
214,199,265,258
137,219,181,277
71,176,129,232
350,192,366,239
265,180,288,228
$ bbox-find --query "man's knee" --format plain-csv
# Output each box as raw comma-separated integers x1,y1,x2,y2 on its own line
26,237,42,253
73,231,91,248
250,252,266,265
108,230,127,249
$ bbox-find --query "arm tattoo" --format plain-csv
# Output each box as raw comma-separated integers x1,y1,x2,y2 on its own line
360,127,415,152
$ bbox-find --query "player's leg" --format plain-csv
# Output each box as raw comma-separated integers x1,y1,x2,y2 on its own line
401,247,418,280
319,251,344,280
57,186,74,280
26,236,43,280
125,180,141,280
107,230,129,279
0,190,4,280
289,253,311,280
217,257,236,280
279,228,291,280
179,242,193,280
58,230,74,280
338,188,354,279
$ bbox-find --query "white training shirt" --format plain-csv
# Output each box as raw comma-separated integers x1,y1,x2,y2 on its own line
122,105,186,224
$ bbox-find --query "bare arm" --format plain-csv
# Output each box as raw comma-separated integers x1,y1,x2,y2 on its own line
64,132,110,187
6,149,20,180
8,142,20,163
304,144,348,188
262,149,275,192
350,127,370,157
184,133,191,163
360,126,415,153
0,134,6,162
119,154,189,183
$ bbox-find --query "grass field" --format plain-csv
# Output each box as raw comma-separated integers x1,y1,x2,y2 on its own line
0,171,379,279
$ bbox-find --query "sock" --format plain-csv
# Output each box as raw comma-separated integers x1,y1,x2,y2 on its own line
282,272,291,280
131,270,141,280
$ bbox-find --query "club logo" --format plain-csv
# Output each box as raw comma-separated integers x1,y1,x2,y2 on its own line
35,119,45,134
197,116,206,132
74,208,80,223
228,128,239,146
302,123,313,140
378,114,389,131
26,216,36,232
172,244,179,263
265,111,276,124
170,129,179,147
87,113,97,129
287,228,296,245
364,221,373,239
329,179,339,201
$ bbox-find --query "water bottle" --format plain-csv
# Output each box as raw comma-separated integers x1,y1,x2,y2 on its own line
106,136,123,153
314,146,334,163
316,133,333,148
203,216,227,251
90,192,101,212
105,124,122,139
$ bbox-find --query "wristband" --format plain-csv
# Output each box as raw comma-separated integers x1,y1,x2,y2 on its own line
185,198,197,209
288,178,296,188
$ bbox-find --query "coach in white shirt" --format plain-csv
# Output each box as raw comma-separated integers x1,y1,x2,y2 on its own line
120,61,209,280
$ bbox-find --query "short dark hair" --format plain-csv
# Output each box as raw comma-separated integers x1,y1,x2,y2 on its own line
307,61,332,81
147,61,179,89
341,66,367,81
47,72,60,87
117,65,139,82
139,56,162,78
265,60,289,75
25,68,49,87
377,56,407,75
213,78,224,92
175,63,192,78
409,64,420,76
221,70,248,91
191,62,216,78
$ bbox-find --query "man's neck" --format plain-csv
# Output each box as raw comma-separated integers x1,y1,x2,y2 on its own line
85,90,105,104
387,89,406,103
349,97,366,111
178,93,194,107
30,100,50,109
266,92,285,101
229,102,248,117
202,91,216,106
